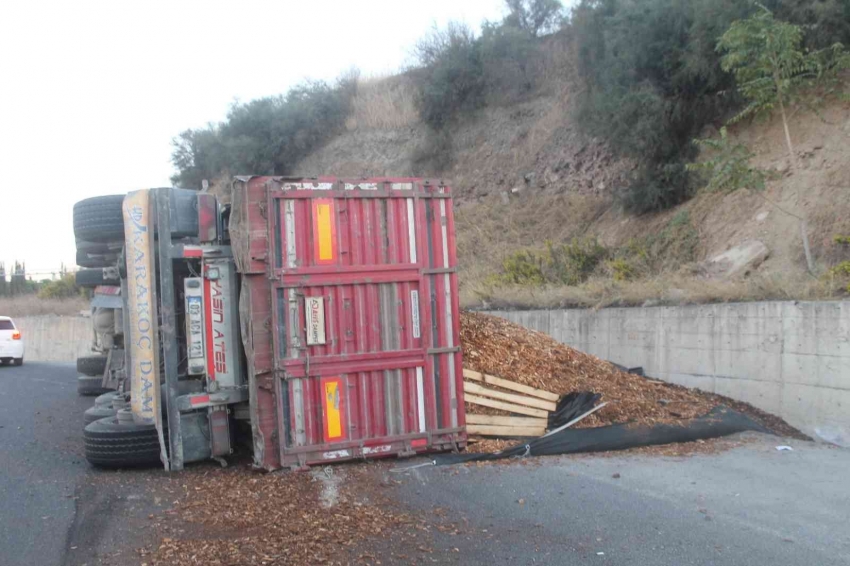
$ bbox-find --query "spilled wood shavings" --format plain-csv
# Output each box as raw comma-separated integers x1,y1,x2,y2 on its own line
460,311,804,439
139,464,430,566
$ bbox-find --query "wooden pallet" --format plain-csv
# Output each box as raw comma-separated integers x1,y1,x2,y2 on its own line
463,368,560,438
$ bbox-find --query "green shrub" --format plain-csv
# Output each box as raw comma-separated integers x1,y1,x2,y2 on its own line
499,250,547,285
504,0,565,36
171,72,358,188
496,237,607,286
412,23,486,131
412,8,562,129
606,211,700,278
546,237,608,285
830,235,850,292
622,160,694,214
608,257,637,282
828,261,850,292
687,127,768,194
775,0,850,49
38,274,80,300
493,212,699,287
478,22,542,104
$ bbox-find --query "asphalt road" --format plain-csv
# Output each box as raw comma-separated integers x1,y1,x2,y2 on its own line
0,362,161,566
392,437,850,565
2,362,849,565
0,362,90,566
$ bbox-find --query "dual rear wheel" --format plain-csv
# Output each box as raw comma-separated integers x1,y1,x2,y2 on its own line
83,414,162,467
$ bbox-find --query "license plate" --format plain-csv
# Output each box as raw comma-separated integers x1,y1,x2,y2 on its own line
185,280,205,375
187,297,203,358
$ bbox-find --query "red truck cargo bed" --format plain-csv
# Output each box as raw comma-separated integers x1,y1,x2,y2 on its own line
230,177,465,470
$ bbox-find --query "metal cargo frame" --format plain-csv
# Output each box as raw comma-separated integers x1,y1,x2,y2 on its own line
231,177,466,470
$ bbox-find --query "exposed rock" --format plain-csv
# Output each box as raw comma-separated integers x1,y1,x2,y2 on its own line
703,240,770,279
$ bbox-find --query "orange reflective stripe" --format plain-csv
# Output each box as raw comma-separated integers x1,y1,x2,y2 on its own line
312,199,337,264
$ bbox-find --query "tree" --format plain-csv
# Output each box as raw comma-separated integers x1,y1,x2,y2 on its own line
775,0,850,49
687,127,768,194
413,23,485,130
171,127,225,188
170,72,358,189
717,5,850,273
571,0,758,214
504,0,564,36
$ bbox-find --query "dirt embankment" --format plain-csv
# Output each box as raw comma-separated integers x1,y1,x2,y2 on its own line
293,70,850,308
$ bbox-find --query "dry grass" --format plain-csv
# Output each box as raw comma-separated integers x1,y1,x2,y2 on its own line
345,74,418,131
455,192,611,294
463,270,841,310
0,295,88,317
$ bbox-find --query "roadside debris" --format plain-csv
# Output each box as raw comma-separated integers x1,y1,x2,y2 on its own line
141,464,430,566
461,311,717,429
460,311,805,445
776,445,794,451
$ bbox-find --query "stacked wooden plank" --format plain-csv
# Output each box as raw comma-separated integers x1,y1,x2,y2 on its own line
463,368,559,438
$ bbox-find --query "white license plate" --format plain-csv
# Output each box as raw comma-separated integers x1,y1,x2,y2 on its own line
187,296,203,357
185,279,206,375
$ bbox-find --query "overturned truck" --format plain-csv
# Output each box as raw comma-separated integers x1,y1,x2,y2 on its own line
75,178,466,470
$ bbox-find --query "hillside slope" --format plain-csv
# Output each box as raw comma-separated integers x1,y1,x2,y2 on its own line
293,74,850,308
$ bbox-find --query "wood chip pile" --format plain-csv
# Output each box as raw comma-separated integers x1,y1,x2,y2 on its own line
460,311,717,429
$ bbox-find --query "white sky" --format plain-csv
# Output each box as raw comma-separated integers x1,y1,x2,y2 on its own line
0,0,509,278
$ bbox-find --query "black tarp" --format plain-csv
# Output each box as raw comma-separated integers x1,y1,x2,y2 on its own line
438,406,769,465
548,392,602,429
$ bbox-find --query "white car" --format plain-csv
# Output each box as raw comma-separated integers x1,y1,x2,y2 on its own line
0,316,24,366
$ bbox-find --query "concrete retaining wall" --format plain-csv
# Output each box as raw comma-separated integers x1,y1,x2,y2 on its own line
486,301,850,444
15,315,92,363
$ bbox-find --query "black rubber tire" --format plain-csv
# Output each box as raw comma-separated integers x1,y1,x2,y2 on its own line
73,195,126,244
76,249,106,269
84,416,161,467
13,358,22,366
77,355,108,376
95,391,123,407
76,240,110,254
75,268,118,288
77,375,111,396
76,249,120,269
84,405,117,425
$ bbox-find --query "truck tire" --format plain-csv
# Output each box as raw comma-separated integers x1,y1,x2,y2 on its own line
74,195,126,244
95,391,123,407
76,249,106,269
75,268,118,288
77,375,111,396
84,405,117,424
84,416,161,467
77,355,108,376
76,240,110,254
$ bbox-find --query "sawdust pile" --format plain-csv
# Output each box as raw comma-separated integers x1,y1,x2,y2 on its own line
461,311,717,428
141,466,426,565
